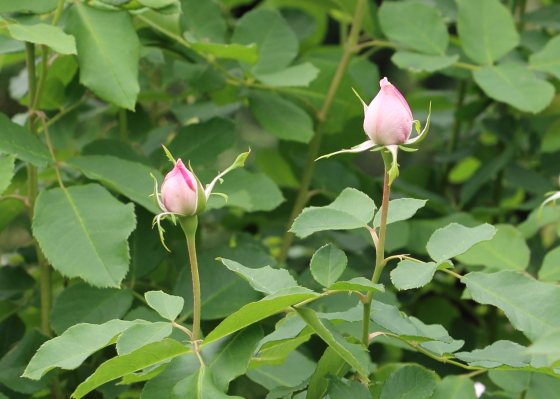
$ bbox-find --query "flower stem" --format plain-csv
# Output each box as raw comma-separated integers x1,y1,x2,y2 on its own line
278,0,367,265
362,152,392,345
180,216,201,342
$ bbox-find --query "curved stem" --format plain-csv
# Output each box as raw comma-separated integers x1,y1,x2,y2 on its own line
278,0,367,265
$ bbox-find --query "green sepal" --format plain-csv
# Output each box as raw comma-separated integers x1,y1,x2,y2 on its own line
204,149,251,198
161,144,176,165
149,173,166,212
398,146,418,152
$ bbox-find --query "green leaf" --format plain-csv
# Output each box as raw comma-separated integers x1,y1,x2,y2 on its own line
219,258,298,295
390,261,439,291
72,339,190,399
0,0,58,13
0,330,52,394
379,1,448,55
430,375,477,399
490,370,532,394
426,223,496,263
529,35,560,80
232,8,298,75
137,0,176,8
190,42,259,64
370,301,453,344
255,62,319,87
256,149,299,188
379,365,436,399
165,118,235,168
251,335,310,368
0,266,35,300
8,24,76,54
23,320,134,380
310,244,347,288
455,340,531,368
0,154,15,197
539,246,560,282
327,375,371,399
373,198,427,228
203,287,318,346
206,169,284,212
65,155,163,214
294,308,369,378
207,324,263,391
328,277,384,293
461,270,560,341
181,0,227,43
128,207,166,280
141,353,200,399
456,0,519,65
248,90,314,143
50,283,133,335
291,188,376,238
306,347,350,399
266,378,310,399
0,113,51,167
246,350,315,390
456,225,529,271
171,366,243,399
116,322,173,355
391,52,459,73
67,3,140,110
525,330,560,369
473,63,554,114
33,184,136,288
145,291,184,321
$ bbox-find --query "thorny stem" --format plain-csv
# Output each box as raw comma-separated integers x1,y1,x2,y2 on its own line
278,0,368,265
362,153,391,346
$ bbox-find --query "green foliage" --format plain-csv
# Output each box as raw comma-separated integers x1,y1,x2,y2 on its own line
3,0,560,397
462,271,560,341
33,184,136,287
145,291,184,321
50,283,133,334
0,113,51,167
291,188,376,238
379,364,436,399
309,244,348,288
66,3,140,109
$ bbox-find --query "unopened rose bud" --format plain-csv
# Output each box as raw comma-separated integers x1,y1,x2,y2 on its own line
161,159,206,216
363,77,413,146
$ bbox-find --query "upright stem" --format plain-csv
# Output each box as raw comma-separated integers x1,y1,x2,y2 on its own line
278,0,367,264
362,154,392,345
181,216,201,342
25,43,53,339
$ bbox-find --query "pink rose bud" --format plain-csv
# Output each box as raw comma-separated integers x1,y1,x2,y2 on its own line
161,159,205,216
363,77,413,146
